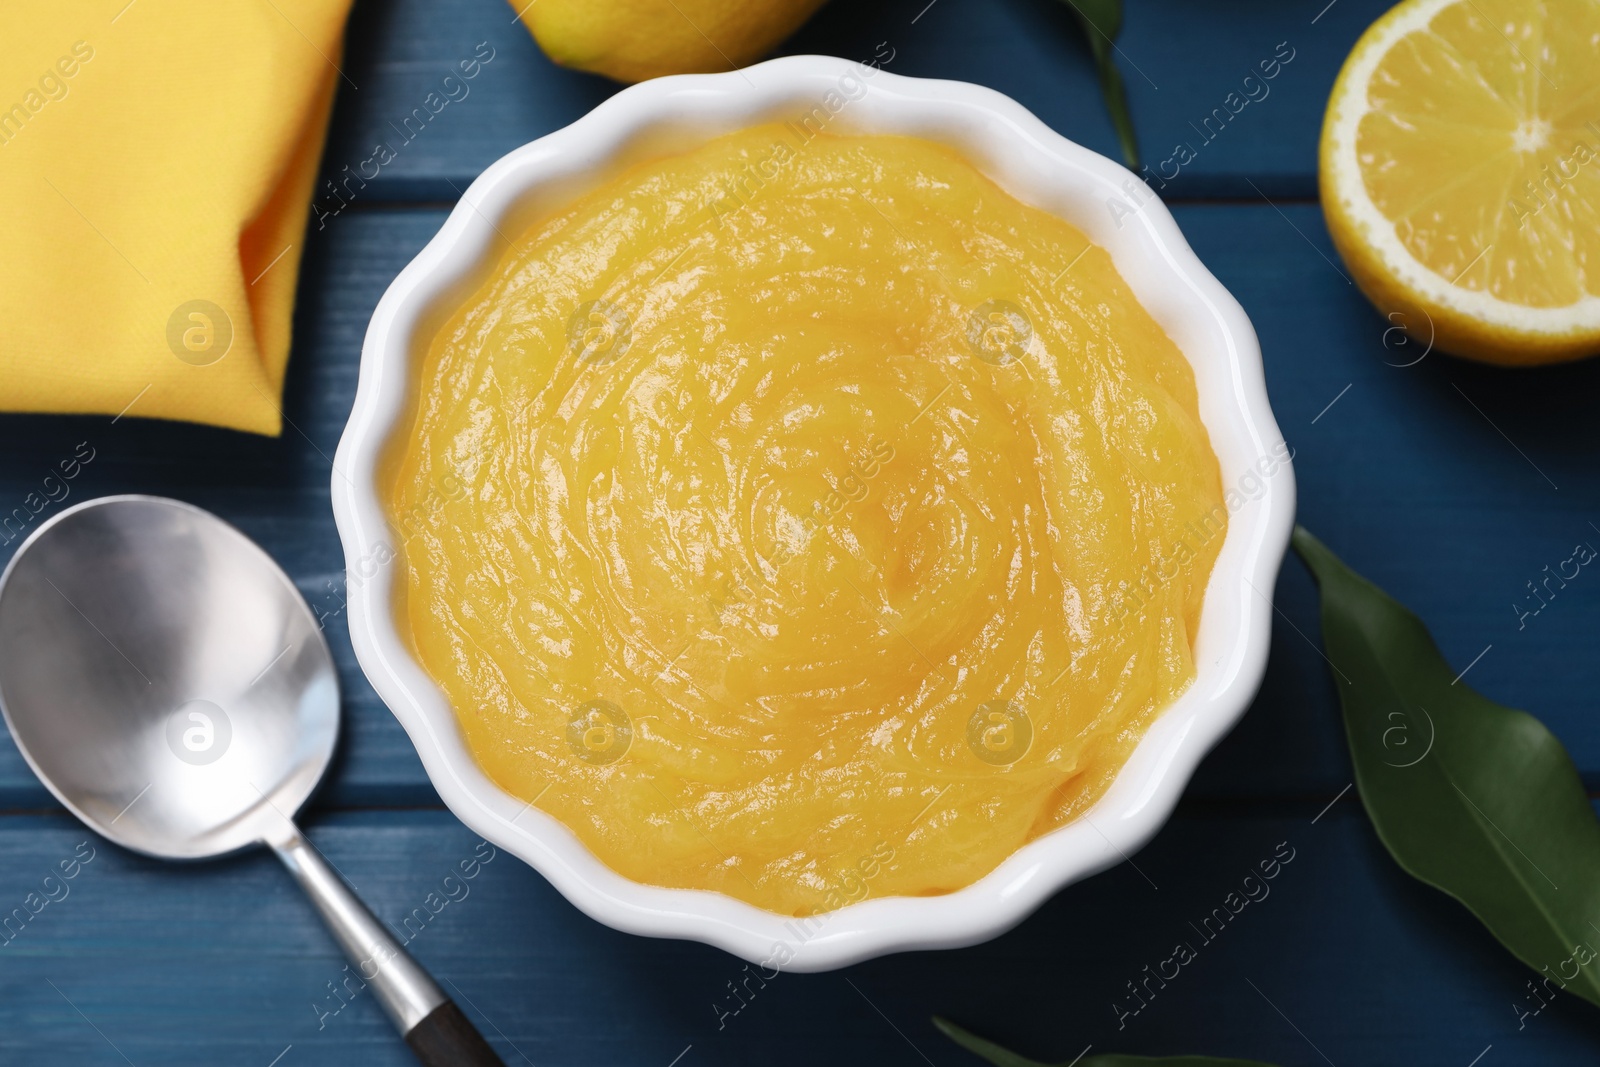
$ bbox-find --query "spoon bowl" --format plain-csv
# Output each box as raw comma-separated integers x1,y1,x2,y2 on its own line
0,495,502,1066
0,495,337,858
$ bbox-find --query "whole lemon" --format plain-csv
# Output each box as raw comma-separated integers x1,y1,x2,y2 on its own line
516,0,831,84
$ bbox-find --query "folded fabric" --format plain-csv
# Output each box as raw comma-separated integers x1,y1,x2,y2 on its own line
0,1,353,435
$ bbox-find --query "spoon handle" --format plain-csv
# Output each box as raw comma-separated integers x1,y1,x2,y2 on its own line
272,827,505,1066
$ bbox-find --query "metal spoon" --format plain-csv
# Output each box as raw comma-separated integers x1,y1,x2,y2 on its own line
0,495,502,1066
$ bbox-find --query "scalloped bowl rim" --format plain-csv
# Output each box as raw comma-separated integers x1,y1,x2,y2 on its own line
331,54,1295,972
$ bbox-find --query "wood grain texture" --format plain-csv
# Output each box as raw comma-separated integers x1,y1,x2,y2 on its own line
2,0,1599,1062
317,0,1393,203
3,808,1600,1064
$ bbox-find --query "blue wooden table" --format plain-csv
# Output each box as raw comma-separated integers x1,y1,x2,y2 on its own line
4,0,1599,1063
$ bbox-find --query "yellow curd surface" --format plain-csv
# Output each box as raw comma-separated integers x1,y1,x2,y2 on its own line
384,123,1226,915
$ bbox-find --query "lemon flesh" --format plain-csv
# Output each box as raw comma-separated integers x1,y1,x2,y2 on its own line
1321,0,1600,365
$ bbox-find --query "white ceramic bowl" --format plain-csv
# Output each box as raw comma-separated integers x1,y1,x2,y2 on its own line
332,54,1295,972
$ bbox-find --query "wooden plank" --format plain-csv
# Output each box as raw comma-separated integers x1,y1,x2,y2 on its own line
1181,203,1600,804
321,0,1392,204
0,805,1591,1064
2,202,1597,810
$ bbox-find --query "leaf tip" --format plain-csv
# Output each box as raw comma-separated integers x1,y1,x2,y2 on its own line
932,1016,1057,1067
1289,522,1320,556
1290,523,1338,583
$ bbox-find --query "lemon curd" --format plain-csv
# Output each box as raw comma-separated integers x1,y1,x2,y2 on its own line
385,124,1226,915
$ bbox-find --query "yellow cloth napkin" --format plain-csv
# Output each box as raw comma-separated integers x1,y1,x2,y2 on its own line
0,1,353,436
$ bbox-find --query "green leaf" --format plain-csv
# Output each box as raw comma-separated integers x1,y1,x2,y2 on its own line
1065,0,1122,38
933,1017,1279,1067
934,1017,1049,1067
1058,0,1140,169
1293,525,1600,1007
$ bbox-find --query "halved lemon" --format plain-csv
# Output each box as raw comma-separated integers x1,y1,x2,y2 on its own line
1321,0,1600,366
